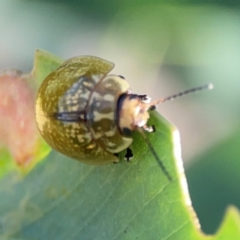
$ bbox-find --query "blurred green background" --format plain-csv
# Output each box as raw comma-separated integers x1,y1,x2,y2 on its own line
0,0,240,235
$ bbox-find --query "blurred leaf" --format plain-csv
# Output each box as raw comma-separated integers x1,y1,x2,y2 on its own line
23,0,240,22
105,4,240,67
186,128,240,234
0,50,63,177
32,49,63,88
104,5,170,65
0,149,14,179
0,108,239,239
0,70,41,176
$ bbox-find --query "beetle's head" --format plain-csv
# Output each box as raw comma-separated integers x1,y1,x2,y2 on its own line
117,94,153,136
117,83,214,136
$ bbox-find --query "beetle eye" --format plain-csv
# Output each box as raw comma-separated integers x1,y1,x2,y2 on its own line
149,105,156,111
118,75,125,79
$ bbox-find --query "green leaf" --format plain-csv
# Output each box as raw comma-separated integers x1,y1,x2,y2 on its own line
213,207,240,240
0,148,15,179
1,50,239,239
186,128,240,235
32,49,63,88
0,113,190,239
0,110,239,239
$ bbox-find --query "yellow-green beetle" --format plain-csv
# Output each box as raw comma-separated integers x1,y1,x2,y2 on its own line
35,55,213,179
36,56,137,165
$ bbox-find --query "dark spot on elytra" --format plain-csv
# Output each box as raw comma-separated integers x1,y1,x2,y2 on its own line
51,110,86,122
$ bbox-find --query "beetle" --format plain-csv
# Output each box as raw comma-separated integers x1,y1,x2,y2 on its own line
35,56,213,180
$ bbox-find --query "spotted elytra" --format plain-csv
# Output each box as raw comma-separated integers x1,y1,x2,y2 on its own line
35,56,213,181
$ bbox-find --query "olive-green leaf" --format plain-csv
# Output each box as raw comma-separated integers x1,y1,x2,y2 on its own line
0,50,239,240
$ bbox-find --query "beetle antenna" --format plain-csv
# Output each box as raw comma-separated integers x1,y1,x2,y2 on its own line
151,83,213,106
137,127,172,181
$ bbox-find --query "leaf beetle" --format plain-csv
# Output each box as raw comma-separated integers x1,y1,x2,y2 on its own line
35,55,213,180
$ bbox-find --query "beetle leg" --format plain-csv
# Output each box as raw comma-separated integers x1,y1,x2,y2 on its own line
152,124,156,132
124,148,134,162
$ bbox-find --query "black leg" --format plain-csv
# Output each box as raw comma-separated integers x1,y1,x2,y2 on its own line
152,125,156,132
124,148,134,162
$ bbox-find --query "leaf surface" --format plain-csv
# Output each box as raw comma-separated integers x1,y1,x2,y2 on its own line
0,50,239,240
